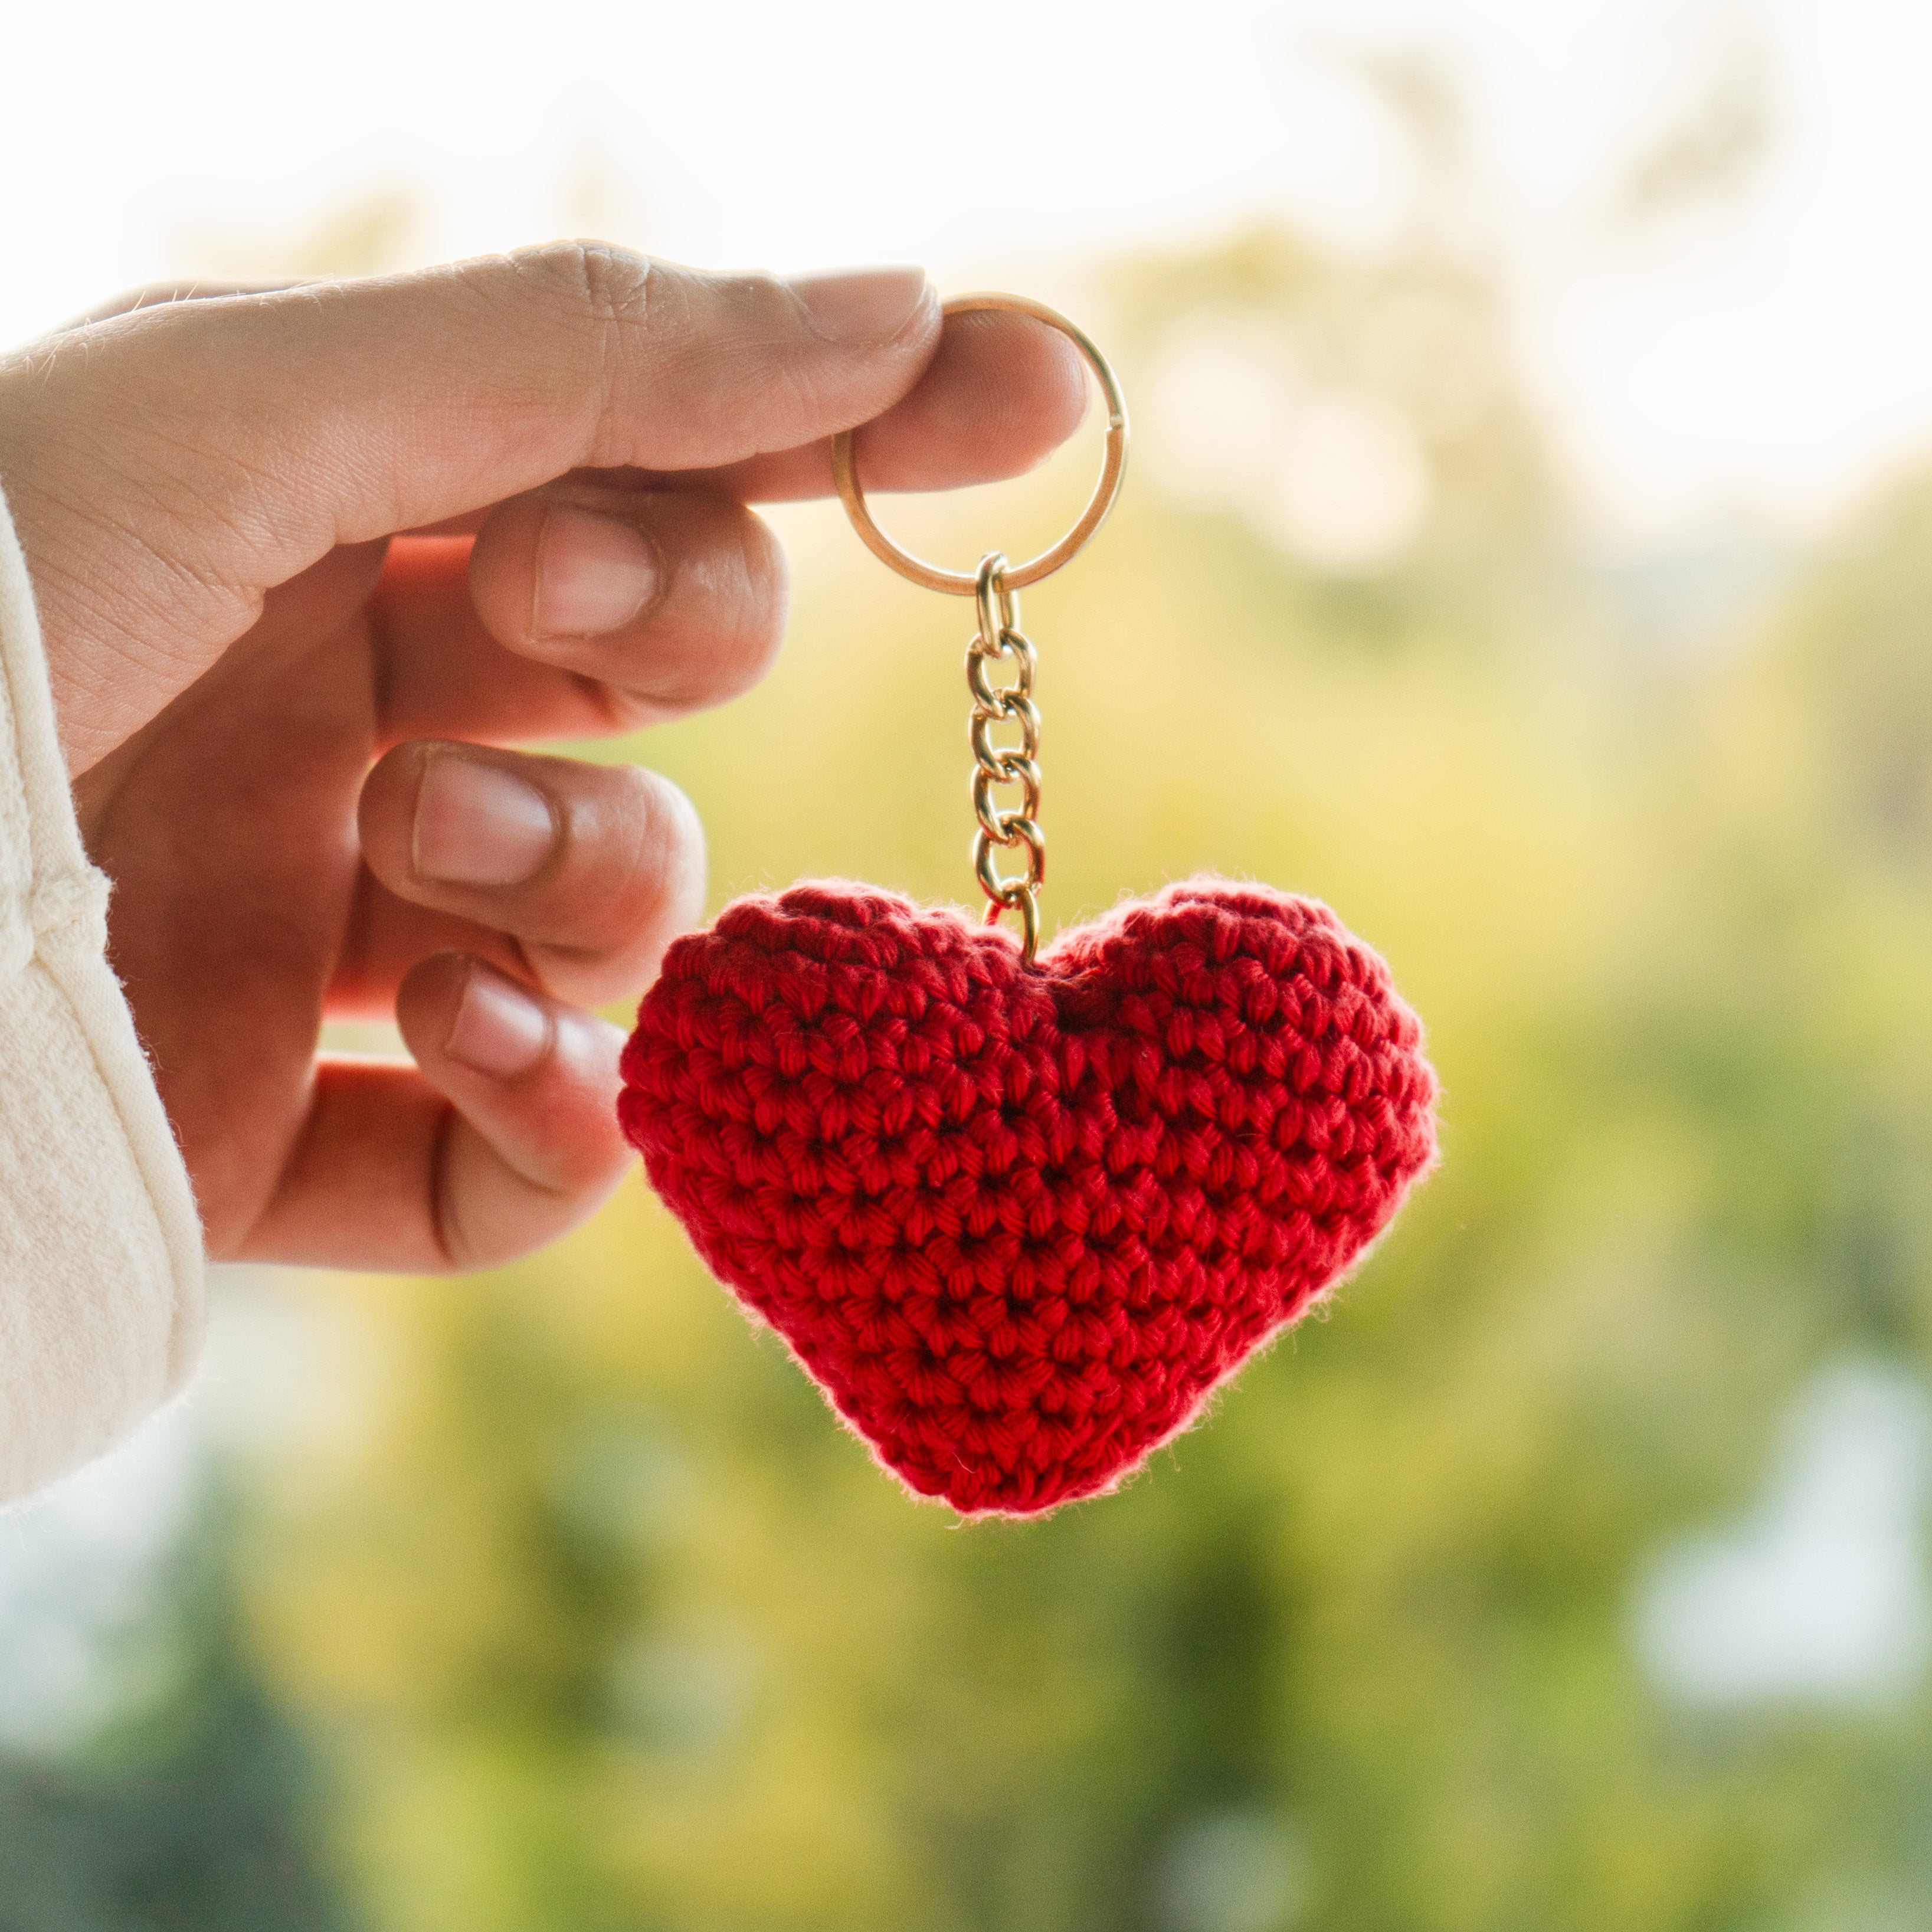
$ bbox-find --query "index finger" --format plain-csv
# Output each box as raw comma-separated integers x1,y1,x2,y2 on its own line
4,245,952,767
608,307,1092,503
396,307,1090,534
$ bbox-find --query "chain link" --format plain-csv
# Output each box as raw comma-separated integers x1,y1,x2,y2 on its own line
968,552,1043,962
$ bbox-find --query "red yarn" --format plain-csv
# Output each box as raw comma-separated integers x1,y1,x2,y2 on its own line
619,877,1437,1515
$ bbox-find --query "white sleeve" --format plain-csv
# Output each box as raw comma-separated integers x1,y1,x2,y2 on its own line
0,483,205,1504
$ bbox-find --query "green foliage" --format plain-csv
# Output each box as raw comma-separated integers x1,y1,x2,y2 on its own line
0,1494,355,1932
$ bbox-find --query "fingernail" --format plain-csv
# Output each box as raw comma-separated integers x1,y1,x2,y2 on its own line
534,504,659,641
788,267,931,343
446,965,551,1079
414,751,556,887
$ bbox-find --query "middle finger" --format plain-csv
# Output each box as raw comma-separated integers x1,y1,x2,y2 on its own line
375,480,786,750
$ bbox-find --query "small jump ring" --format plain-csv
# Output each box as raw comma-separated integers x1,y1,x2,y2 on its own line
831,294,1129,595
983,886,1041,965
974,552,1019,644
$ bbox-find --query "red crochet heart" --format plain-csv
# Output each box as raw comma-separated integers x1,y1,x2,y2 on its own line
619,877,1436,1515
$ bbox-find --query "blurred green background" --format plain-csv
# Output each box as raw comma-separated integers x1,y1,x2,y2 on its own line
12,26,1932,1932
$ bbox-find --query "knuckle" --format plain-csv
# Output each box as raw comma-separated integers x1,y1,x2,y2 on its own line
560,241,656,330
444,244,662,465
482,241,659,355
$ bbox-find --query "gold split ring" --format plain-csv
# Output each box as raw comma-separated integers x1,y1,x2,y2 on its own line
830,293,1130,594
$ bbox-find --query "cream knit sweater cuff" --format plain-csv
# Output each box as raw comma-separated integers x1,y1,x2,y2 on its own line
0,484,205,1505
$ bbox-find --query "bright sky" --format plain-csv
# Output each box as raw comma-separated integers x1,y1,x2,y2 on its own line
6,0,1932,539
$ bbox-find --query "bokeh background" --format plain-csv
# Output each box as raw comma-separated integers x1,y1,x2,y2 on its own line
8,2,1932,1927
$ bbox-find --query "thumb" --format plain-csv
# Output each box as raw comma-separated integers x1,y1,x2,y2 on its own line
0,244,939,770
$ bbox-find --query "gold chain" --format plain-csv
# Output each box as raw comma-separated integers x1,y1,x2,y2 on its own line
967,552,1044,964
829,296,1129,969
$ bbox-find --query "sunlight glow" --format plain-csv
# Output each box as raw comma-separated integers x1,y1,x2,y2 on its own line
6,0,1932,539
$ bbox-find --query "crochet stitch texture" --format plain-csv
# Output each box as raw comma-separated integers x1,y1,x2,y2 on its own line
620,876,1437,1514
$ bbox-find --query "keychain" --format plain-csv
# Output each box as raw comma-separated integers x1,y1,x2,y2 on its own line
619,294,1438,1515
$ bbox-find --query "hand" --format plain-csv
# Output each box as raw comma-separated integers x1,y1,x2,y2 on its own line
0,244,1084,1270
